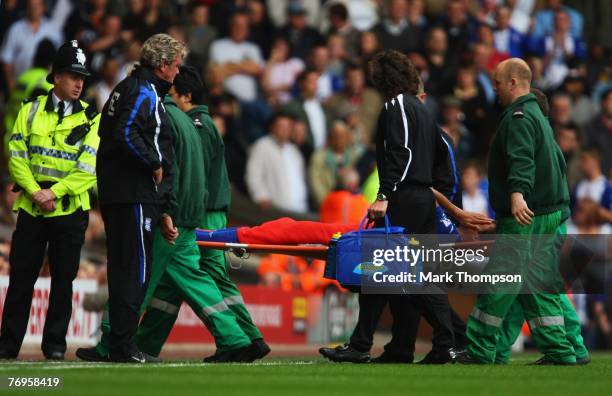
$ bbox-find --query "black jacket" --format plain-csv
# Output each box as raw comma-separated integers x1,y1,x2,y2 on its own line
376,93,437,196
97,66,174,207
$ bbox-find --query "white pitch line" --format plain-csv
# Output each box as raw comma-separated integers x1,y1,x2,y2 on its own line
0,361,316,371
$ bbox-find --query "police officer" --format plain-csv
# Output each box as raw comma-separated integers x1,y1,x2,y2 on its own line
0,41,99,360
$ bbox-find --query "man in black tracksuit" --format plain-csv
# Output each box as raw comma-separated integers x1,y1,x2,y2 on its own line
96,34,185,362
320,51,455,363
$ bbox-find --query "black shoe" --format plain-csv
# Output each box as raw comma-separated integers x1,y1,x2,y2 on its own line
319,344,370,363
371,351,413,364
110,350,147,363
76,347,109,362
455,352,486,365
417,349,453,364
250,339,271,360
44,351,65,361
142,352,162,363
0,350,17,360
205,345,255,363
576,356,591,365
529,357,576,366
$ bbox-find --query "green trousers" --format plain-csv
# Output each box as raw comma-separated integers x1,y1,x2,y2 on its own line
134,211,262,356
466,210,577,364
495,294,589,363
94,227,251,357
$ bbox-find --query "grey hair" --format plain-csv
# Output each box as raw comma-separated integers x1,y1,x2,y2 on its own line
140,33,187,69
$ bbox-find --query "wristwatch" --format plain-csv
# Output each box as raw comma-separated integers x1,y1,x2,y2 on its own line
376,193,388,201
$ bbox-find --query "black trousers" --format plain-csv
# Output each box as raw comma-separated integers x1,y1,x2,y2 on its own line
101,203,158,359
349,186,455,355
0,209,88,357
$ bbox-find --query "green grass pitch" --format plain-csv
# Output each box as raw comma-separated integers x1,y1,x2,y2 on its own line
1,353,611,396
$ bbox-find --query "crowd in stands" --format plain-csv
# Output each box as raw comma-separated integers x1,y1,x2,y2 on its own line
0,0,611,349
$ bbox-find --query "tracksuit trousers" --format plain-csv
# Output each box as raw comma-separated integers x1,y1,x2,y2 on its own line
466,210,577,364
101,203,159,359
135,226,251,356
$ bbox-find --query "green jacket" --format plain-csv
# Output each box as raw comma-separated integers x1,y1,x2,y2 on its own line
164,96,206,228
186,105,231,212
488,93,570,220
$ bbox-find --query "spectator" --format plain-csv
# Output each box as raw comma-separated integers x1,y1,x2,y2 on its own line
1,0,63,93
532,0,583,39
326,34,348,83
325,63,382,146
319,167,369,225
449,62,494,156
64,0,110,43
573,148,612,209
356,30,380,64
555,122,583,190
529,9,587,89
308,121,360,207
437,0,478,65
559,75,596,128
262,37,305,105
584,88,612,179
423,27,454,98
86,14,124,75
185,2,218,69
407,0,427,30
246,0,275,58
276,1,323,60
327,2,359,60
284,69,329,157
246,113,308,213
3,39,54,143
461,162,489,216
122,0,171,42
373,0,422,53
439,95,475,161
209,12,264,103
493,5,525,58
549,93,573,128
267,0,321,29
309,45,342,102
85,56,119,112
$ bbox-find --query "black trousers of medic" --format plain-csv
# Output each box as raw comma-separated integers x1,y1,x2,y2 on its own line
101,203,158,359
349,186,456,357
0,210,88,357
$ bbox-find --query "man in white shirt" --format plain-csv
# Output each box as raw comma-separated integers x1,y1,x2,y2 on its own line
246,114,308,213
209,12,263,102
574,148,612,209
1,0,63,93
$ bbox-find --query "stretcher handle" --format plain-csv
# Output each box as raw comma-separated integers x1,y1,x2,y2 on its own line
357,214,391,239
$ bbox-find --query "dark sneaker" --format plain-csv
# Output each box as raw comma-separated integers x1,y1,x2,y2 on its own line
205,345,255,363
44,351,65,361
76,347,109,362
576,356,591,365
417,349,454,364
142,352,162,363
110,350,147,364
455,352,486,365
0,350,18,360
371,352,413,364
529,357,576,366
319,344,370,363
251,339,271,360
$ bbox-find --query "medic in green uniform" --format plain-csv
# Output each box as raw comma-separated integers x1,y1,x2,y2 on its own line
459,58,577,365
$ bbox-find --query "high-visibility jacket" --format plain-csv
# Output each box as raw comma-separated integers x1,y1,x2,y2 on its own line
4,67,53,151
8,90,100,217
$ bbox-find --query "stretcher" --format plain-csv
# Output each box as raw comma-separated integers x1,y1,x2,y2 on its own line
196,239,494,260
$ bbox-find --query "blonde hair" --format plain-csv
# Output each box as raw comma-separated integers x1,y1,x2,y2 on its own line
140,33,187,69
